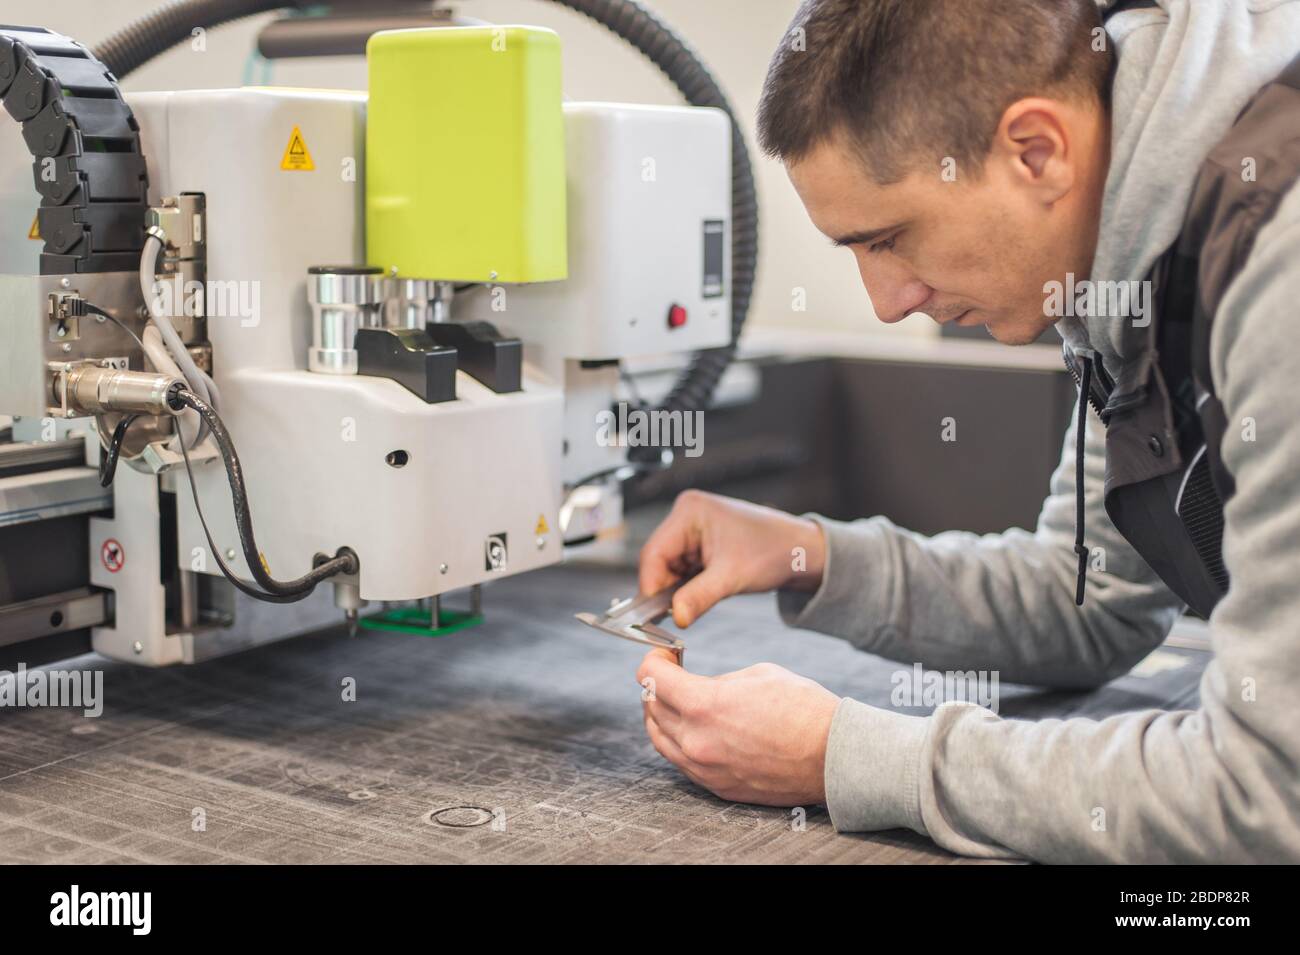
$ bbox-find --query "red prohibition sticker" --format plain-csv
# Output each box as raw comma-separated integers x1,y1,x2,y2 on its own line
101,538,125,573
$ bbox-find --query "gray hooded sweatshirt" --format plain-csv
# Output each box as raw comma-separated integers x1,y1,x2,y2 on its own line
778,0,1300,862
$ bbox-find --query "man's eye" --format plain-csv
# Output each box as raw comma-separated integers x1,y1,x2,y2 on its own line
869,237,897,254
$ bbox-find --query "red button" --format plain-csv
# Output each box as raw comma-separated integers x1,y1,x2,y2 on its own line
668,304,688,328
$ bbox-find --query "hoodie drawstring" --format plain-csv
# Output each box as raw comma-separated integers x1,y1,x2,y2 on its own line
1073,355,1094,606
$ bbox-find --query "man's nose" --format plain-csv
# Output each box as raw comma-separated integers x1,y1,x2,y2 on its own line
855,253,932,324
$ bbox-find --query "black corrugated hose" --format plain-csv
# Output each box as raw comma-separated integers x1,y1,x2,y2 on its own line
92,0,759,424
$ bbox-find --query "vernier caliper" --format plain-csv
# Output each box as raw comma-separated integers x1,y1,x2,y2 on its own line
575,582,686,666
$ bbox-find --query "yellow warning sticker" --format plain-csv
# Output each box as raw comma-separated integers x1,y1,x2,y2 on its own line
535,514,549,536
280,125,315,171
28,215,40,240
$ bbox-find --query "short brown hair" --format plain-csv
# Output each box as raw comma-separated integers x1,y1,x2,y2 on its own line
757,0,1113,182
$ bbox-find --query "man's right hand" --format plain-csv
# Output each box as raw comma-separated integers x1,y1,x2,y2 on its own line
638,490,827,629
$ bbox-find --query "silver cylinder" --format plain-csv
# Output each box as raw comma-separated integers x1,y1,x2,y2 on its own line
60,365,183,417
388,278,453,329
307,266,386,374
332,580,368,614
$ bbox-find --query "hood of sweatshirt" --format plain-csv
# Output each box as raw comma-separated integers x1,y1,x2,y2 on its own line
1058,0,1300,379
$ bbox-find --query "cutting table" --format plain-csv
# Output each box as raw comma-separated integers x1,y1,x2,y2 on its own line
0,553,1208,864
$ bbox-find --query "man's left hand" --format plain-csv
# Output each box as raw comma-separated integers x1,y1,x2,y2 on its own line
637,649,840,806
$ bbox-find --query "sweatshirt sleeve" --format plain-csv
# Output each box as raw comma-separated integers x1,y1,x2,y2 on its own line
795,189,1300,863
778,386,1183,690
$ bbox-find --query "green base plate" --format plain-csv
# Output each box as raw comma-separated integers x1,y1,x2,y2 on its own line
358,607,484,637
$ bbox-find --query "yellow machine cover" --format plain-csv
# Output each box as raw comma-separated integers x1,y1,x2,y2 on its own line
365,25,568,283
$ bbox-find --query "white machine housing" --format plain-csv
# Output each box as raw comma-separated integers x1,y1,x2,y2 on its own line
461,102,732,369
0,86,732,664
128,88,564,606
459,102,732,496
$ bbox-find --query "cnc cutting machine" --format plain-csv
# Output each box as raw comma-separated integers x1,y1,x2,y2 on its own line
0,1,757,666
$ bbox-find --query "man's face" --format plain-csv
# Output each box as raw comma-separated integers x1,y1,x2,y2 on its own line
787,127,1101,346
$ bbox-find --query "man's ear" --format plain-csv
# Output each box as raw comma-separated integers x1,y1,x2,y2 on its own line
993,97,1074,203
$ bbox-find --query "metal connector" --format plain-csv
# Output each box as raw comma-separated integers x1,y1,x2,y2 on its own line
47,291,87,322
147,193,206,265
47,291,86,342
50,362,184,418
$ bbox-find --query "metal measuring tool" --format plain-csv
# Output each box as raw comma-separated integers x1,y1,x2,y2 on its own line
575,581,687,666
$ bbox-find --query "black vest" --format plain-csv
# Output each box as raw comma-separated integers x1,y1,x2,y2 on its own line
1065,9,1300,617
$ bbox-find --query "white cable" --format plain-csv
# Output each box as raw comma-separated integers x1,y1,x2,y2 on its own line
140,232,222,412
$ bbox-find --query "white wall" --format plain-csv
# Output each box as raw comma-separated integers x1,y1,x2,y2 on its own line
4,0,931,337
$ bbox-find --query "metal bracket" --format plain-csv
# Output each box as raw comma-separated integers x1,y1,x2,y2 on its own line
0,587,106,647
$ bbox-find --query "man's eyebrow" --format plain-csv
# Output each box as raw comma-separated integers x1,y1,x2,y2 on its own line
829,225,902,248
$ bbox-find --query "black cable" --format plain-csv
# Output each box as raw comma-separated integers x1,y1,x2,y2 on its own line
81,310,318,601
99,413,141,487
175,429,314,603
568,453,672,491
618,364,650,412
169,387,359,602
1073,357,1094,607
93,1,307,78
84,303,146,353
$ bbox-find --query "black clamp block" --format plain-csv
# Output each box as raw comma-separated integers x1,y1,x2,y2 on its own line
24,101,74,159
355,327,458,404
3,52,53,123
0,36,18,99
425,320,522,394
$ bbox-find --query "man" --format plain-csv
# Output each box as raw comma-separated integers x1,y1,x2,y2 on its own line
635,0,1300,863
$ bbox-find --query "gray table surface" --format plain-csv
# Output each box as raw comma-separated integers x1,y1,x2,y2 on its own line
0,555,1207,864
